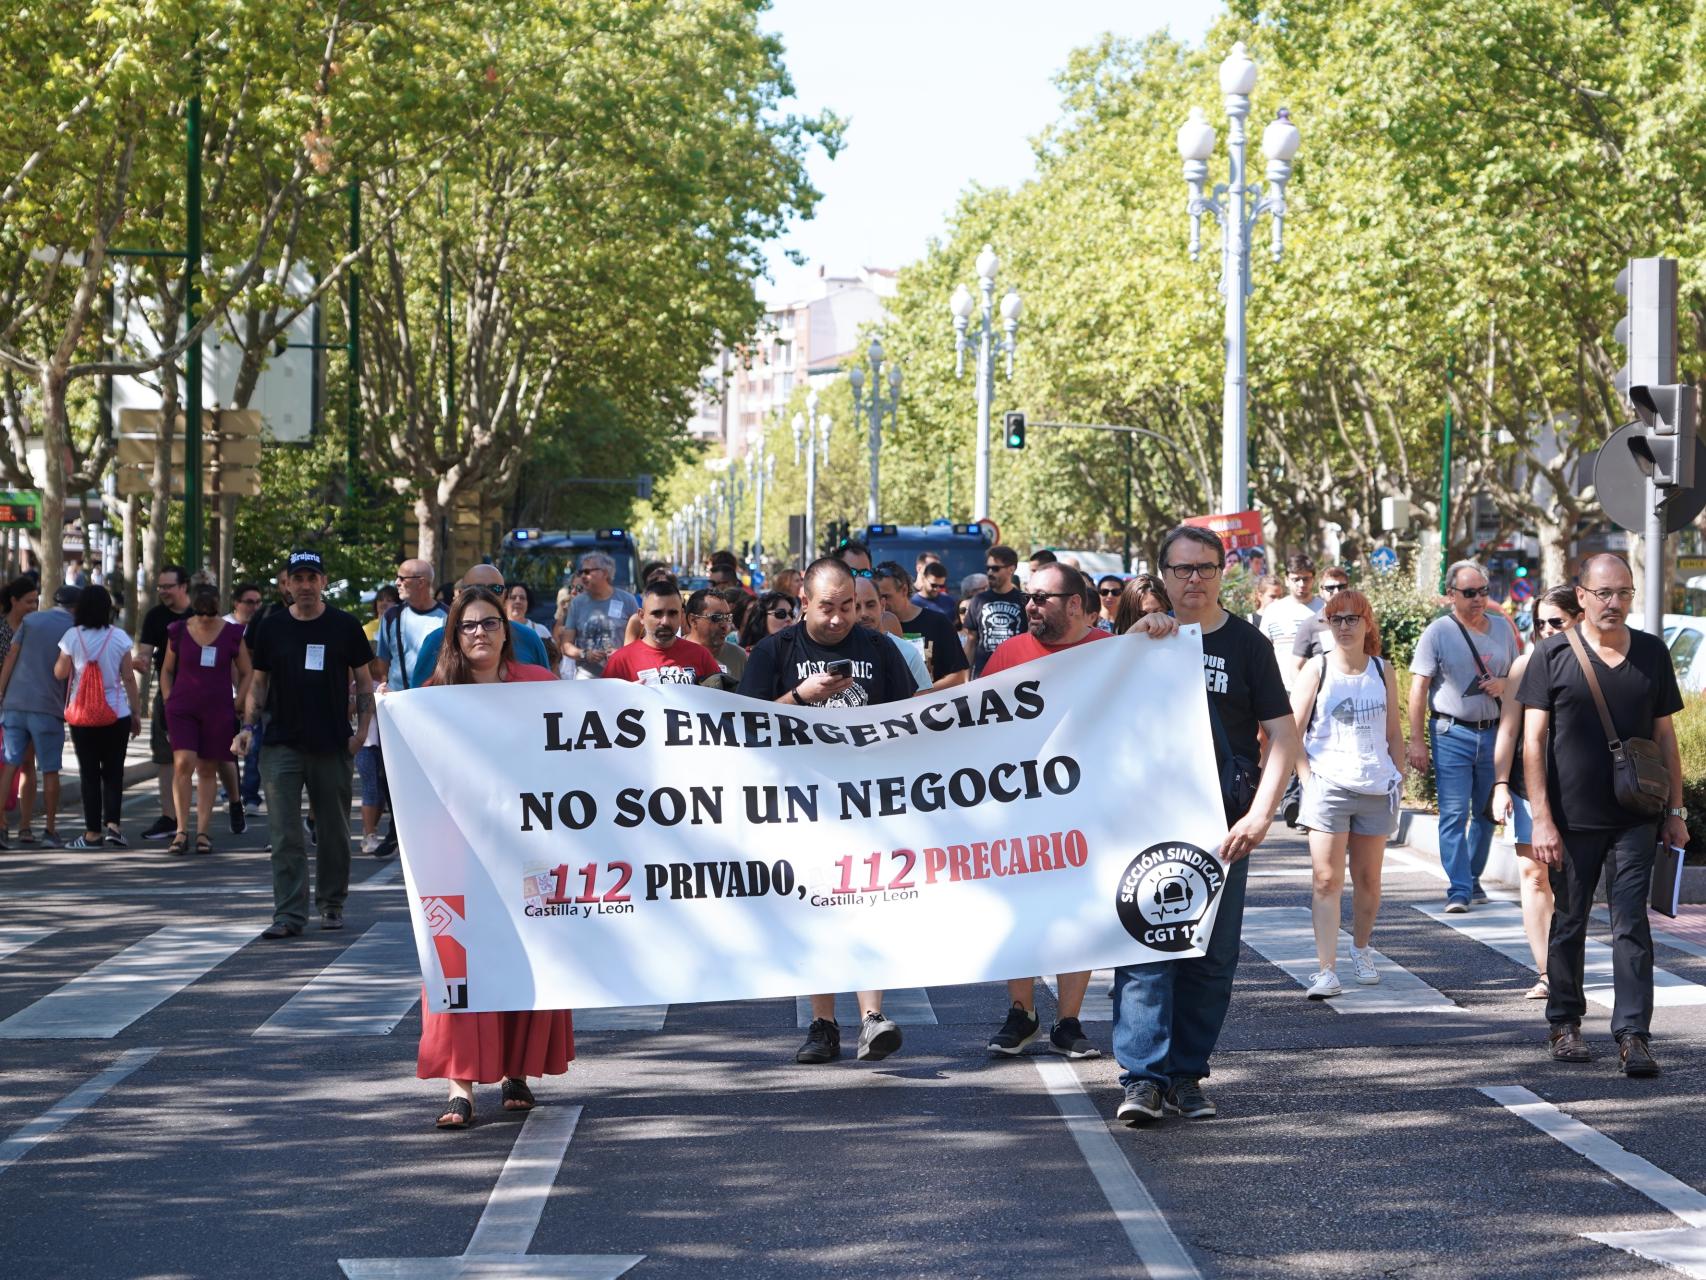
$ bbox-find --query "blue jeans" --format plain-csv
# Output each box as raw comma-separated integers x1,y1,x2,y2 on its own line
1111,856,1250,1089
1431,718,1496,902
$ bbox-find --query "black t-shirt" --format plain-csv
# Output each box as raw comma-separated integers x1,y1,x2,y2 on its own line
140,603,191,674
1200,611,1292,767
1516,626,1683,831
252,606,375,753
894,603,969,682
966,588,1027,677
736,622,914,709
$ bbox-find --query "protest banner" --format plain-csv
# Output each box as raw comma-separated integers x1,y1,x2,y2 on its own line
379,628,1229,1013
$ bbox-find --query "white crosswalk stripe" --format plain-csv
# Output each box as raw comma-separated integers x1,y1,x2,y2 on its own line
795,988,938,1028
1417,901,1706,1008
1243,906,1466,1014
254,923,421,1037
1042,970,1117,1022
0,924,257,1039
0,926,58,961
575,1005,671,1031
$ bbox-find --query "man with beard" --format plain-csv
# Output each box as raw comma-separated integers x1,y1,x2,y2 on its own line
601,582,722,686
737,557,915,1063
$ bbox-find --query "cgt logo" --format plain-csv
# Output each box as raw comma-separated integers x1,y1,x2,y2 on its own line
1114,842,1224,953
421,895,468,1010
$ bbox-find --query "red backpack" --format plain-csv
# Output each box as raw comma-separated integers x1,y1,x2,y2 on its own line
65,629,118,728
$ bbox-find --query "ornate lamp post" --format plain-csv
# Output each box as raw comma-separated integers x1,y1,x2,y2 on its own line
791,390,831,559
949,244,1021,522
1176,41,1301,514
849,338,902,525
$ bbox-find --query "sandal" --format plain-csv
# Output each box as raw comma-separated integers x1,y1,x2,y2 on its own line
167,833,190,857
436,1097,474,1130
15,826,35,846
194,834,213,856
1525,975,1550,1000
501,1078,536,1112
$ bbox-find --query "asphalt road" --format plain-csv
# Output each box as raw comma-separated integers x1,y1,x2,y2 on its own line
2,770,1703,1280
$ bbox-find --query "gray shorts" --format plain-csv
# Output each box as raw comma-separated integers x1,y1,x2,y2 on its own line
1298,773,1398,837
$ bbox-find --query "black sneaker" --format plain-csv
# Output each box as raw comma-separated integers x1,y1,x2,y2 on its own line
1164,1077,1217,1118
141,815,176,841
1117,1080,1164,1126
1048,1017,1101,1060
229,802,247,835
857,1010,902,1061
260,921,303,940
987,1003,1041,1056
1470,881,1490,905
320,910,344,932
796,1018,841,1064
105,827,128,848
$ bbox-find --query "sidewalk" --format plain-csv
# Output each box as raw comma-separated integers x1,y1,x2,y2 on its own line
37,733,158,825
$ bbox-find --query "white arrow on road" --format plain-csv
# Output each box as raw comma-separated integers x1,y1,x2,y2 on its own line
339,1106,643,1279
1483,1085,1706,1277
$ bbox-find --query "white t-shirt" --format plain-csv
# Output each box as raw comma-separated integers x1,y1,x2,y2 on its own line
57,625,133,718
1258,596,1322,685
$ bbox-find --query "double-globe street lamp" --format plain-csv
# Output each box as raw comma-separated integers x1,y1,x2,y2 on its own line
848,338,902,525
792,390,832,560
1175,41,1302,515
949,245,1021,522
746,427,778,579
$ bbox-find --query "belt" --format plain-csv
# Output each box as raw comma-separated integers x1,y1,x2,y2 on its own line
1436,713,1498,732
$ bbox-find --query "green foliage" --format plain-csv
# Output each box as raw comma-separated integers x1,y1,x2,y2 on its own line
1676,696,1706,862
1359,575,1441,676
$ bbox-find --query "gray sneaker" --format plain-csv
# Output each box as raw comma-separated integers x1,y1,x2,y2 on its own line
38,830,61,849
1047,1017,1101,1059
856,1010,902,1061
1116,1080,1164,1126
1164,1077,1217,1119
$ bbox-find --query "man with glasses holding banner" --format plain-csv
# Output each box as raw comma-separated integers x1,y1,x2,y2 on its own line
1406,560,1521,912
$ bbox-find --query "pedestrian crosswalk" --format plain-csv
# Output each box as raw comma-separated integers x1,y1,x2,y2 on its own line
1241,907,1466,1015
0,927,58,962
794,988,939,1028
254,923,421,1037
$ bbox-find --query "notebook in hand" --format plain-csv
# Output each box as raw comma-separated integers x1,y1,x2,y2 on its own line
1650,841,1686,919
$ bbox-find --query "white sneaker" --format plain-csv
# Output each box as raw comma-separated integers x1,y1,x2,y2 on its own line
1348,947,1380,986
1305,970,1342,1000
360,832,381,855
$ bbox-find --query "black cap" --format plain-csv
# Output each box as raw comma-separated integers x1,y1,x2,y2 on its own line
287,549,325,575
53,585,81,607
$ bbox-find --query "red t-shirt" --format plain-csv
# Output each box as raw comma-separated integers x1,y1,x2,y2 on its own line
425,662,557,687
980,626,1108,677
601,638,722,686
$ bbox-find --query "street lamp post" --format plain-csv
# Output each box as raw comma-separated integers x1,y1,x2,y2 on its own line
949,245,1021,522
849,338,902,525
1176,41,1301,515
748,432,778,577
792,391,832,559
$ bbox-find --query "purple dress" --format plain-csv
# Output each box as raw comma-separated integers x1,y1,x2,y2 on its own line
164,619,245,761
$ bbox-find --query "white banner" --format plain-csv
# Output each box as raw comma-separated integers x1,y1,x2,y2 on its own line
380,628,1230,1013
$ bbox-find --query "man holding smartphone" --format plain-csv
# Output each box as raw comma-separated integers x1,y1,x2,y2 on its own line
737,557,917,1063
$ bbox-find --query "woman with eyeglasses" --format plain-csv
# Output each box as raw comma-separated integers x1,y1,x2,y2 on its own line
738,590,798,651
1491,585,1583,999
418,586,572,1129
1094,575,1125,633
1111,574,1173,633
1290,589,1406,1000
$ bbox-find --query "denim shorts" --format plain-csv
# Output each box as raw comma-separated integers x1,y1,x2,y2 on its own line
1298,772,1398,837
355,744,383,807
1,710,64,773
1510,792,1533,844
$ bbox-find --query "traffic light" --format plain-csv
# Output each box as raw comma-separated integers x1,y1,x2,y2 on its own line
1614,258,1696,489
1004,410,1026,449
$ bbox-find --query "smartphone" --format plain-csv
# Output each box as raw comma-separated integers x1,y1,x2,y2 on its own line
824,658,855,678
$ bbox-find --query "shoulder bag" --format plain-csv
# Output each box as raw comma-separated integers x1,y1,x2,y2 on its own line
1449,616,1501,706
1563,624,1668,818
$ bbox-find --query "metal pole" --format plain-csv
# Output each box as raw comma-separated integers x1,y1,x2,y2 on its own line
752,449,765,567
805,413,818,560
867,372,880,526
1644,477,1665,635
347,179,361,512
184,91,204,572
1437,350,1454,596
946,455,954,521
1221,88,1250,516
974,282,993,521
1124,431,1133,572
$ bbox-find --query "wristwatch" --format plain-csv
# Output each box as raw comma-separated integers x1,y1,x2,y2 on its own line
1667,806,1689,820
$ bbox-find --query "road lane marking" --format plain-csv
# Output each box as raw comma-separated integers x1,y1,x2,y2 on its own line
574,1005,669,1032
1418,901,1706,1008
0,924,256,1039
0,926,58,961
356,859,404,889
795,987,938,1028
254,923,420,1037
1592,907,1706,962
339,1105,643,1279
1033,1058,1202,1280
1483,1085,1706,1276
1242,906,1464,1014
1042,970,1116,1022
0,1047,159,1176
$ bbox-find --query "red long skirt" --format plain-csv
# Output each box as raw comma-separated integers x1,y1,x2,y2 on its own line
416,991,574,1083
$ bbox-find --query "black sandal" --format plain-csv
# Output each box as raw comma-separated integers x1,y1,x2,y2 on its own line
501,1078,536,1112
194,834,213,856
436,1097,474,1130
167,833,190,857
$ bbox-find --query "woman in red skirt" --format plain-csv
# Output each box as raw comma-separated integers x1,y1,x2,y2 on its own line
417,586,573,1129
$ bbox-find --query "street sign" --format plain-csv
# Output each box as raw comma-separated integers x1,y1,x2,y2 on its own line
1370,546,1399,574
1592,423,1706,535
0,490,40,529
1509,578,1534,603
1679,555,1706,574
116,436,264,468
114,466,260,498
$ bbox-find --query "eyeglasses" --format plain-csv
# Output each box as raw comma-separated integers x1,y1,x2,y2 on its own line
1451,586,1489,598
849,568,872,579
1326,613,1365,627
396,573,427,584
985,563,1011,573
1099,587,1123,596
1024,591,1077,608
457,617,503,636
1322,581,1349,594
692,611,733,625
1584,587,1636,604
237,597,262,608
1534,615,1571,632
1163,563,1222,581
156,580,184,592
768,608,796,621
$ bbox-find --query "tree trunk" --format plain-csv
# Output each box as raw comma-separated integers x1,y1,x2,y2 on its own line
412,493,442,575
141,370,180,613
121,494,139,631
36,367,69,610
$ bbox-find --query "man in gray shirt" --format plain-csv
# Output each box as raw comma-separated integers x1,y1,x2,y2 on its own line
0,586,79,848
559,551,637,678
1406,560,1521,911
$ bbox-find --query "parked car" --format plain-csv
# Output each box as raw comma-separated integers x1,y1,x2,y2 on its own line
1663,613,1706,694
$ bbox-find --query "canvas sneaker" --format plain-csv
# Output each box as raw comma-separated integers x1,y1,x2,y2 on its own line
1348,946,1380,986
1305,970,1343,1000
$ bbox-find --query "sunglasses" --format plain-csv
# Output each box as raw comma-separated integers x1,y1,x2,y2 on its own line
1099,587,1122,596
985,563,1011,573
849,568,872,579
1024,591,1077,608
1322,581,1349,593
1452,586,1489,598
768,608,796,621
1326,613,1365,627
1534,615,1570,632
692,611,733,624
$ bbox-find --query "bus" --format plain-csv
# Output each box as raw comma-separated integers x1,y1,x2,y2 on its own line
861,522,994,589
498,528,639,628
